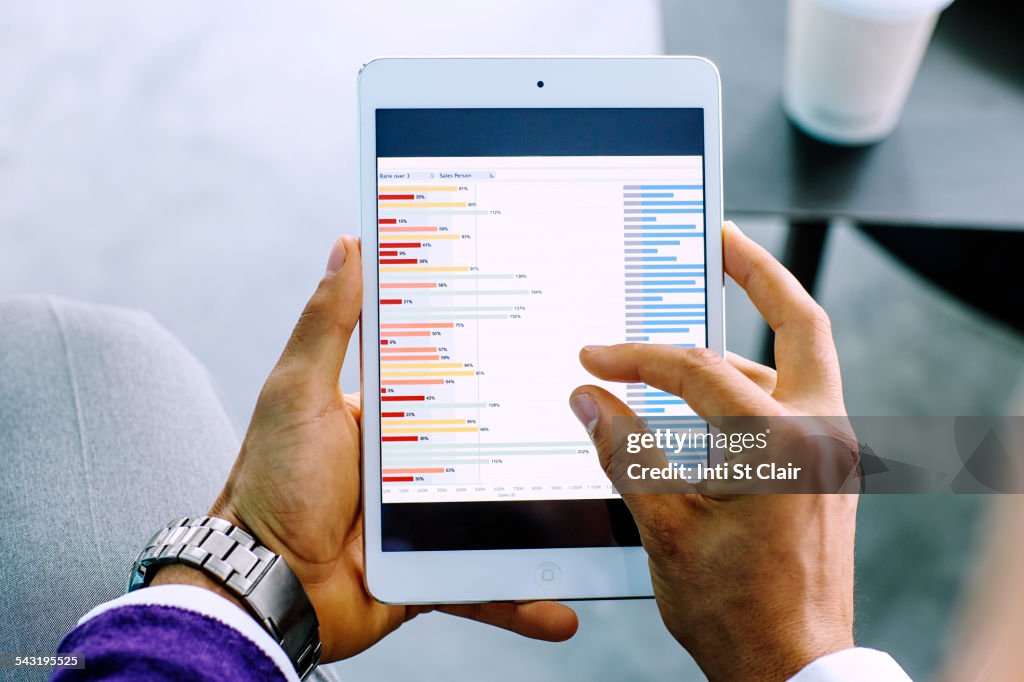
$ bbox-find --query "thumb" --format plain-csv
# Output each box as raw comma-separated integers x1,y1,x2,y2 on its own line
569,385,688,530
276,235,362,392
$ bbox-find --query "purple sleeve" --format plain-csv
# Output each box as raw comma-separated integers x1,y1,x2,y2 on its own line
51,605,287,682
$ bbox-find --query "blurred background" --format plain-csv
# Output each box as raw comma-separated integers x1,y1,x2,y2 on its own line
2,1,1022,680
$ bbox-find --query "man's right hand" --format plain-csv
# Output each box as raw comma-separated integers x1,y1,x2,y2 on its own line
569,222,857,682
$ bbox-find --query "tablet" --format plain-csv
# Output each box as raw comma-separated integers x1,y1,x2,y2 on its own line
359,57,724,604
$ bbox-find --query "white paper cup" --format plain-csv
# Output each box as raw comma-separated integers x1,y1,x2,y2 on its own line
784,0,954,145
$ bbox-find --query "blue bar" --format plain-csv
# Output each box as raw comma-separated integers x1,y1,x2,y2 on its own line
627,319,697,326
625,233,700,239
673,343,697,347
629,270,704,277
627,312,704,317
625,264,705,270
624,216,657,222
626,280,697,286
626,288,706,294
626,303,705,309
624,249,658,255
633,408,666,414
625,336,649,342
627,390,675,397
622,313,704,319
630,399,687,406
643,414,704,419
618,227,700,232
623,201,703,206
624,240,681,247
624,209,703,214
641,328,691,333
624,185,703,190
623,192,674,198
624,256,677,262
625,296,663,302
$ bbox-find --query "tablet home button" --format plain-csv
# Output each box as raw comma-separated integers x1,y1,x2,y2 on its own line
534,562,562,587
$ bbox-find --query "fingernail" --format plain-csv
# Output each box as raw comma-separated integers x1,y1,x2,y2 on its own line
724,220,743,234
582,345,607,353
570,394,599,434
326,238,347,275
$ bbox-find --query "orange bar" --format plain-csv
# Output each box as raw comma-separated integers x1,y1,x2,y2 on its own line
381,322,454,329
384,331,431,337
381,379,445,385
379,226,438,233
382,355,440,361
381,282,437,289
380,346,437,353
382,467,445,474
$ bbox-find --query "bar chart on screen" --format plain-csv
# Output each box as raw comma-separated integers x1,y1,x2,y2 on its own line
376,156,709,503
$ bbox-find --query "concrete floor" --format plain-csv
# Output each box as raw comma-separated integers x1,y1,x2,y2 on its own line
2,2,1023,680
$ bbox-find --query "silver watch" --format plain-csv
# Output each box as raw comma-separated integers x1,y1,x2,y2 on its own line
128,516,322,679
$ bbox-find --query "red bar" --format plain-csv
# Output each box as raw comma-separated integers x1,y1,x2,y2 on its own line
378,218,397,225
381,242,421,248
380,388,386,393
380,340,389,345
381,411,405,418
380,299,403,305
382,435,418,442
382,395,424,402
383,476,415,483
379,194,414,200
380,258,417,265
378,250,398,256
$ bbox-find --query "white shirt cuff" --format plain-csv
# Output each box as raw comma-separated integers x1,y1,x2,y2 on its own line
78,584,299,682
788,647,912,682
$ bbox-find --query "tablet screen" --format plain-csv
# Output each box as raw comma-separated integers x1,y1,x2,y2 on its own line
375,108,707,551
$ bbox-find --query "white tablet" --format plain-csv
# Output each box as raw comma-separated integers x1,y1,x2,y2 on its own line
359,57,724,604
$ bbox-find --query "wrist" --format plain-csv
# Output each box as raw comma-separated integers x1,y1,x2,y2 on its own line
696,617,853,682
149,563,247,613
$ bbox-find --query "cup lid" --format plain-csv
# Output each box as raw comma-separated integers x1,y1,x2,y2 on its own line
818,0,955,22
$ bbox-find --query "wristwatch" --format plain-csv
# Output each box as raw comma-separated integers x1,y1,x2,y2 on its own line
128,516,322,679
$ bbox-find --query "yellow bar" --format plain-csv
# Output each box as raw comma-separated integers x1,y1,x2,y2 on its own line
381,266,469,273
380,362,463,369
380,201,466,208
380,418,468,425
382,426,480,434
381,370,475,377
380,186,458,192
380,234,461,241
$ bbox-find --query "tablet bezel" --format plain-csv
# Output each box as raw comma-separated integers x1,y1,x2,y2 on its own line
359,57,724,604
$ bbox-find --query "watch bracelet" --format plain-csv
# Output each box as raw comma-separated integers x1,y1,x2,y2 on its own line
128,516,322,679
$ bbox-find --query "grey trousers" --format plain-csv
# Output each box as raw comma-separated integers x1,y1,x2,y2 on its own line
0,295,339,681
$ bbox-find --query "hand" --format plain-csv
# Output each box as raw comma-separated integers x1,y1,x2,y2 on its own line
569,222,856,681
166,236,577,661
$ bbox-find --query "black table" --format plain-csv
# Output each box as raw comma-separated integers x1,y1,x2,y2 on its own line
663,0,1024,362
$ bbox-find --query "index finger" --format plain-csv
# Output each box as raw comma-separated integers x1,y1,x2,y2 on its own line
723,222,841,399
